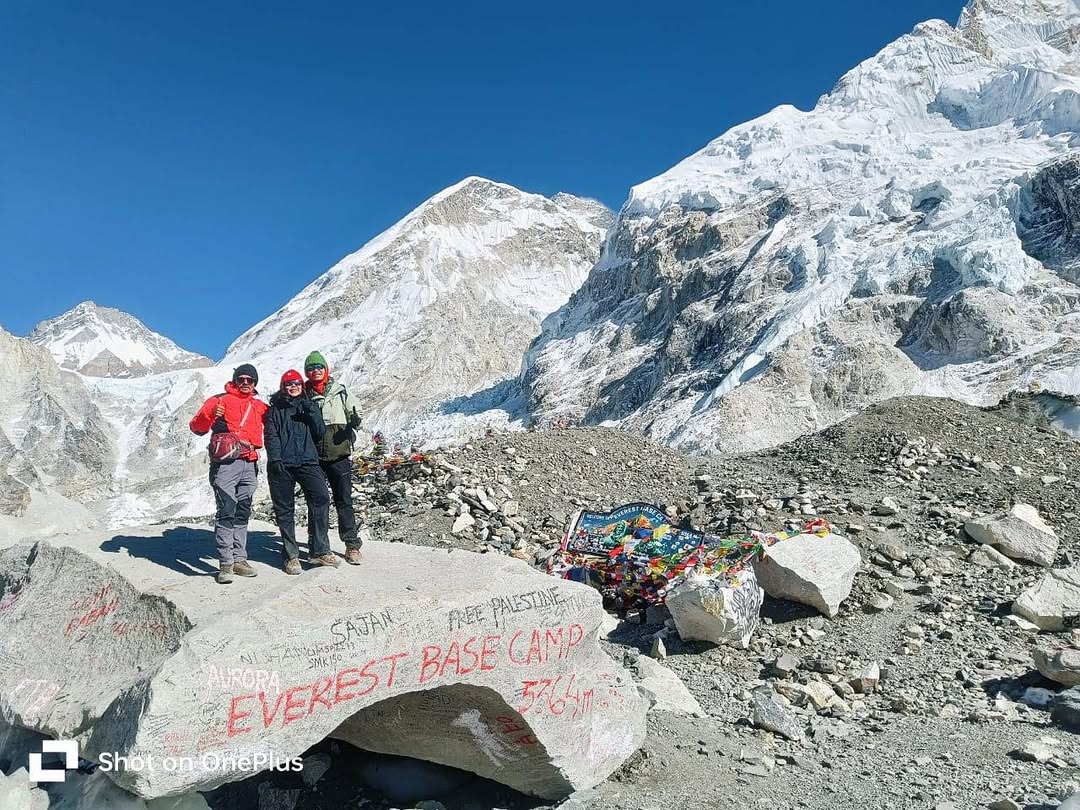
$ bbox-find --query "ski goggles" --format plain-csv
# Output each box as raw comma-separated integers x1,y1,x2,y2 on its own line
305,364,326,372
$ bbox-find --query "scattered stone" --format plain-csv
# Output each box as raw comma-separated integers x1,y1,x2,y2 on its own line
964,503,1059,567
1002,614,1041,633
988,799,1020,810
650,636,668,660
1035,647,1080,687
772,652,800,678
1013,738,1057,763
451,512,475,535
969,545,1017,569
750,687,803,741
258,782,301,810
753,532,860,618
632,655,706,717
863,592,894,613
850,661,881,694
800,680,837,710
300,752,332,787
873,497,900,516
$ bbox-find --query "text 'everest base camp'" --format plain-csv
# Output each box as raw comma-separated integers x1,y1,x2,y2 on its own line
3,0,1080,808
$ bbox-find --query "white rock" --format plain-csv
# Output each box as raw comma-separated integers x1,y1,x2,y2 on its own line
1014,739,1057,763
964,504,1059,567
969,545,1017,569
753,532,860,618
1013,567,1080,631
631,655,705,718
1002,614,1041,632
799,681,837,710
0,769,48,810
850,661,880,694
666,568,764,649
872,497,900,516
1034,647,1080,687
451,512,475,534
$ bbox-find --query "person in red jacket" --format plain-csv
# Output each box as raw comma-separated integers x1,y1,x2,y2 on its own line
189,364,269,584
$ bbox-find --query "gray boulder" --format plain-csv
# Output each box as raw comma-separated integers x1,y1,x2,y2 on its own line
1051,686,1080,733
964,503,1059,567
1035,647,1080,687
752,532,860,618
0,524,647,801
1013,567,1080,631
666,568,763,648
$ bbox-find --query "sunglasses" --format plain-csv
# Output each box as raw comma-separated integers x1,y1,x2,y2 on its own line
306,364,325,372
236,376,256,384
284,380,303,388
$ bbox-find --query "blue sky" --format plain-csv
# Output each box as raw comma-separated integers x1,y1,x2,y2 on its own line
2,0,962,360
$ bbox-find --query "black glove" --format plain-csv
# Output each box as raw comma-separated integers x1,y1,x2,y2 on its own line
270,460,287,476
348,410,362,429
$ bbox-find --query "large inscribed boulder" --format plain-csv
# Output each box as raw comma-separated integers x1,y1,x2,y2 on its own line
0,524,647,800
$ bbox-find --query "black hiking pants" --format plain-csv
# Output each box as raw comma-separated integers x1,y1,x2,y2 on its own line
307,456,360,549
269,463,330,562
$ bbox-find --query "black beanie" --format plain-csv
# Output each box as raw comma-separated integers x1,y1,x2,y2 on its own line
233,364,258,385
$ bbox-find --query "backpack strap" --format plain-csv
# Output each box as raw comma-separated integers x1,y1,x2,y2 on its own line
237,401,254,429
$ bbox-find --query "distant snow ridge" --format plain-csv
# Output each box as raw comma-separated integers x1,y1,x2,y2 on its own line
479,0,1080,454
226,177,612,434
29,301,212,378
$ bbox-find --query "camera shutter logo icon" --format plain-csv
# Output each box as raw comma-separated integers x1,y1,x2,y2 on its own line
29,740,79,782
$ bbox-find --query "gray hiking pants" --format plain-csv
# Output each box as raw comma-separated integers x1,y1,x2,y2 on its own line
210,459,258,564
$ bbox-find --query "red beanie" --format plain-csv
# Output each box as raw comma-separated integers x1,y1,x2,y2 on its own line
280,369,304,388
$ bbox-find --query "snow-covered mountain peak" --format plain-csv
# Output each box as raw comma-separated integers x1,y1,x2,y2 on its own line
503,0,1080,458
224,178,611,432
28,301,212,378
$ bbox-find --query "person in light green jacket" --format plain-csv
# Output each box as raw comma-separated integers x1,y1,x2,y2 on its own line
303,351,364,564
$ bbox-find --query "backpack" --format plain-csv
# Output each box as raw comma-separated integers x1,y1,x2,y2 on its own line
207,397,255,462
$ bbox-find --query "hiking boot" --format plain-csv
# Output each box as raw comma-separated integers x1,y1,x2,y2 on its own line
344,547,363,565
309,553,340,568
284,558,302,576
232,560,257,577
216,564,234,585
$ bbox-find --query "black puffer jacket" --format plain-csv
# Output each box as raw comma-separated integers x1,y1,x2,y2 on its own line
263,391,326,467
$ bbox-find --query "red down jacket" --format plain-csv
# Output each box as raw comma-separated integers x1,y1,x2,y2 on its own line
189,382,268,461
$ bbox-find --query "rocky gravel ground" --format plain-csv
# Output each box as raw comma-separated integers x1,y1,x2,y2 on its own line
255,395,1080,809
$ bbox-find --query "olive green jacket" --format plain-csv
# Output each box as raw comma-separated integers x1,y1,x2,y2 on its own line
308,378,362,461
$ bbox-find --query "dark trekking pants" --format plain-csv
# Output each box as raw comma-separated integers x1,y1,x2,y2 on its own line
210,459,258,564
307,456,360,549
269,463,330,562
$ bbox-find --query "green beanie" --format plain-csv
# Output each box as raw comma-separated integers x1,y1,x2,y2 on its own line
304,351,327,370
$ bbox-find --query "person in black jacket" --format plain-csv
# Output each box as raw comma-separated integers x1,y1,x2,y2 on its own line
263,369,338,574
